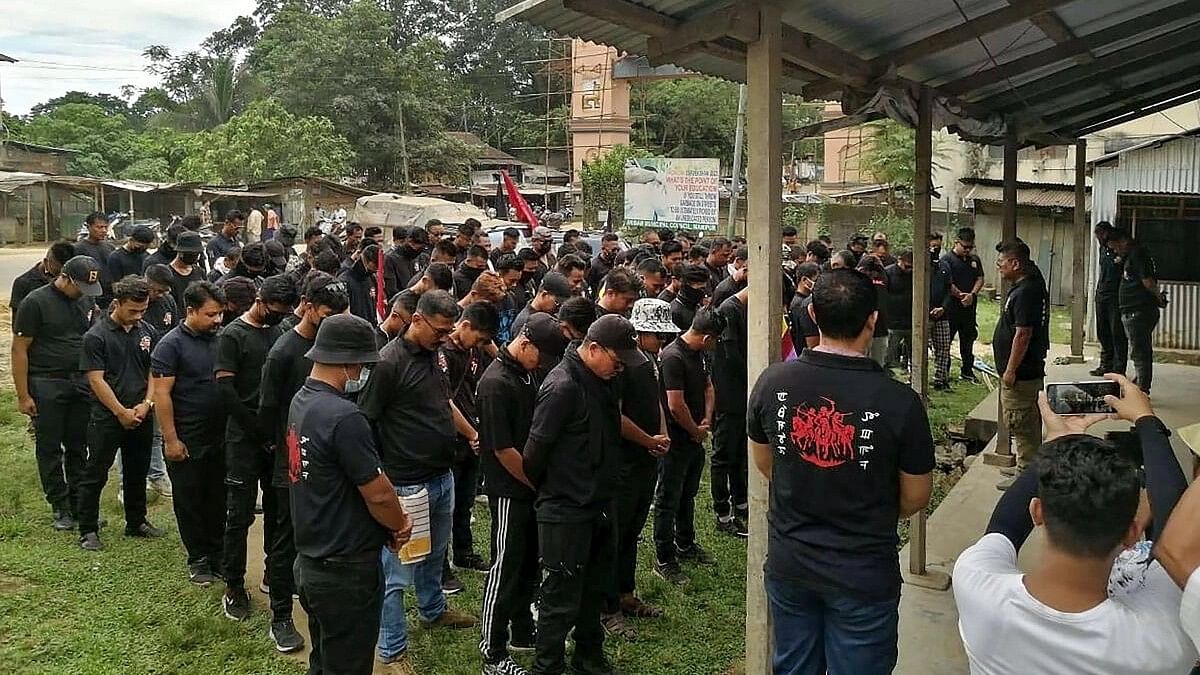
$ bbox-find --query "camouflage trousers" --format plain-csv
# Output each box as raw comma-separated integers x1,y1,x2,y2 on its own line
1001,377,1043,468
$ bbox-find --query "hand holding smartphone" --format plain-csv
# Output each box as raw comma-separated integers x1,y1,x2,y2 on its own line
1045,380,1122,416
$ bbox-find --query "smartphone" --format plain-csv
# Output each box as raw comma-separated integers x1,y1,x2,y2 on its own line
1045,381,1121,415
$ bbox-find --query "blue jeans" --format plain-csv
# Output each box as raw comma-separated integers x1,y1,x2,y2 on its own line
765,576,898,675
377,470,455,659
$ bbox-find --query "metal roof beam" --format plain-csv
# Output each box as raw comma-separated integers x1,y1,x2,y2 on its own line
560,0,678,36
646,3,759,62
779,25,873,85
942,0,1200,97
1035,65,1200,131
1062,82,1200,136
783,110,883,142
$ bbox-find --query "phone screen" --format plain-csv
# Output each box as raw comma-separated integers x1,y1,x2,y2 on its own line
1045,381,1121,415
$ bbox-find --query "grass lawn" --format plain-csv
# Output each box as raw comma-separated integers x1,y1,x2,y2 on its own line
0,373,988,674
975,295,1073,347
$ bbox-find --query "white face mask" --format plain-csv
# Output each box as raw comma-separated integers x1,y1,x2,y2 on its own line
344,365,371,394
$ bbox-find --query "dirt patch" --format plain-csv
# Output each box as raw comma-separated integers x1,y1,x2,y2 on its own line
0,571,28,595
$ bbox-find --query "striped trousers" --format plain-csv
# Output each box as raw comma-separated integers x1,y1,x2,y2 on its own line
479,496,539,664
931,319,952,385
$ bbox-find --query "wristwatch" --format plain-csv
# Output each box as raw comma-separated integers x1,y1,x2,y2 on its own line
143,399,156,409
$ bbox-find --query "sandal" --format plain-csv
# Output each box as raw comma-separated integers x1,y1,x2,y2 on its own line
602,612,639,640
619,596,664,618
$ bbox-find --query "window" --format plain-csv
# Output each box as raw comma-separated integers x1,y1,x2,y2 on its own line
1116,194,1200,283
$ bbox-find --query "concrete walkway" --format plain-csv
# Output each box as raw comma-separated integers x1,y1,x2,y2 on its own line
894,359,1200,675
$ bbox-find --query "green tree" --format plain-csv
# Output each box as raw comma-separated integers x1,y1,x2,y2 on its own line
18,103,142,175
861,119,949,199
580,144,651,229
174,98,352,183
142,48,260,131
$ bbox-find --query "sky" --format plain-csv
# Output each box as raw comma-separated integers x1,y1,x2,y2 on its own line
0,0,257,115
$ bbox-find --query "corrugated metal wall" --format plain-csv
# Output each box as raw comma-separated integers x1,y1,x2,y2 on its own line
1091,137,1200,351
975,204,1078,306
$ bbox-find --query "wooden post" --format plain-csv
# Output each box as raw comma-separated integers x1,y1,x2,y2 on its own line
904,86,948,589
745,4,782,673
42,181,51,242
25,186,32,244
1070,139,1087,360
129,190,135,224
996,128,1020,461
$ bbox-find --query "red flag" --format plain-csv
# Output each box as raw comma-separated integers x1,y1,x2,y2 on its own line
376,246,386,323
500,169,539,227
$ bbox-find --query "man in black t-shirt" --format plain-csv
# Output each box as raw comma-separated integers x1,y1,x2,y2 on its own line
152,281,228,586
439,302,499,583
214,275,297,623
12,256,100,530
747,269,934,675
75,212,115,305
1090,222,1127,377
654,307,724,585
107,226,154,291
75,276,165,551
884,251,914,369
939,227,984,382
357,290,478,664
787,263,821,353
712,286,750,539
993,241,1050,490
476,313,567,674
1108,230,1163,393
11,241,74,318
168,231,207,311
257,273,348,653
670,263,710,332
338,244,380,323
288,314,411,675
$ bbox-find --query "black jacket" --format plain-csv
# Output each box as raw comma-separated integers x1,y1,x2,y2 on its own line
929,256,953,317
523,348,621,522
383,247,421,299
339,261,377,323
884,264,914,330
452,264,484,301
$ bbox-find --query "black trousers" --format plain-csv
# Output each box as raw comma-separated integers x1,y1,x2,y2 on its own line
296,553,382,675
653,439,705,564
451,450,480,562
28,375,89,514
1095,295,1127,372
479,496,539,663
1121,306,1160,393
268,486,297,622
165,443,225,569
947,309,978,376
223,441,277,590
76,416,153,535
613,457,657,602
710,412,747,518
534,515,616,675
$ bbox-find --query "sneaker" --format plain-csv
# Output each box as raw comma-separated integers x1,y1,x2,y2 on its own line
379,652,418,675
678,544,716,564
443,568,465,595
483,657,530,675
996,475,1017,492
269,619,305,653
423,607,478,629
189,563,217,587
148,476,173,498
52,510,76,531
456,552,492,572
125,521,166,538
933,380,952,392
961,373,980,384
570,653,617,675
79,532,103,551
222,587,252,621
1089,366,1107,377
654,561,688,585
715,517,748,539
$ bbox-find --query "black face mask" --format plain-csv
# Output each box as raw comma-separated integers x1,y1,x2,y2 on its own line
678,285,704,306
263,309,287,327
402,246,421,259
179,252,200,265
930,246,942,258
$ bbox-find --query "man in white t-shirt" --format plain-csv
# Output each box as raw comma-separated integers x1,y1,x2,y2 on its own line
953,374,1197,675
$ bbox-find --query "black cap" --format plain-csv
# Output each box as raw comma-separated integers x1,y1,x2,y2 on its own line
242,242,268,270
175,231,203,253
523,312,568,358
130,226,155,244
265,239,288,268
276,223,299,247
305,314,381,365
62,255,102,297
586,314,646,367
539,271,572,301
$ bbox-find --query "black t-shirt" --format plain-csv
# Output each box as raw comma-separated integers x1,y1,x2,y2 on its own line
453,265,484,301
338,262,378,324
142,247,173,272
660,337,709,441
713,295,748,413
80,315,157,422
215,318,281,444
288,378,388,559
151,323,223,452
358,336,456,485
477,347,538,500
75,237,114,271
13,283,97,377
614,350,666,465
168,265,205,313
10,263,52,318
107,247,146,287
788,294,819,349
438,339,488,426
260,329,315,487
711,275,745,310
747,350,935,600
1096,244,1123,299
940,252,983,314
992,274,1050,381
884,264,913,331
670,298,697,333
143,293,180,339
871,279,889,337
206,232,239,269
1119,244,1159,310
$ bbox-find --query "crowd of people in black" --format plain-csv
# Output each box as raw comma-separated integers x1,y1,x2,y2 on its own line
11,205,1187,675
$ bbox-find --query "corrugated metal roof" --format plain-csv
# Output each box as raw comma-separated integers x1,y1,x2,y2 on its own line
963,183,1089,209
498,0,1200,141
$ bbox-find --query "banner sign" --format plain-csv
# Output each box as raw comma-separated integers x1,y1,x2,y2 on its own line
624,157,720,231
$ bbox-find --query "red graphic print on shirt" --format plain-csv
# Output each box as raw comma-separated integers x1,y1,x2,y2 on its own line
286,425,302,483
790,397,857,468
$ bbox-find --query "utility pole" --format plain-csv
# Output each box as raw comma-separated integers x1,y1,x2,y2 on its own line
396,93,410,193
727,84,747,235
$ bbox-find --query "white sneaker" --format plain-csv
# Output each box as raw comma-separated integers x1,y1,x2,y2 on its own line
148,476,173,498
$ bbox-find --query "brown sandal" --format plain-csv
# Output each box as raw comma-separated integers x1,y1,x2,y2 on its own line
620,596,664,618
602,612,639,640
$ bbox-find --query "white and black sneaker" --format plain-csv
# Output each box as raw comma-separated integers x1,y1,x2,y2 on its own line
223,587,252,621
482,657,529,675
269,619,306,653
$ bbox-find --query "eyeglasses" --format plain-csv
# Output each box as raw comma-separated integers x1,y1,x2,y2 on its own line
602,346,625,372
